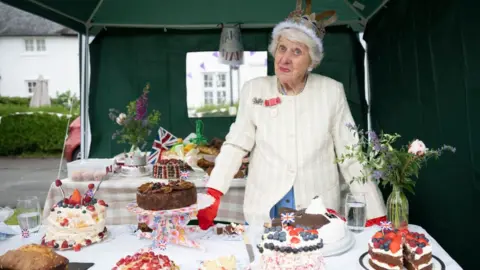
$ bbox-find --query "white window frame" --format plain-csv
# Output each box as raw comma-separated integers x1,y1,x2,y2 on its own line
204,91,214,105
26,80,37,93
202,71,228,106
24,38,47,52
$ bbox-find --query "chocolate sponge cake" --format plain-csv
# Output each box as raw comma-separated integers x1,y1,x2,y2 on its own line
136,180,197,210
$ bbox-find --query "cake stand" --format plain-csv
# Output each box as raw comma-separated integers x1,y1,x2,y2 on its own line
126,193,213,250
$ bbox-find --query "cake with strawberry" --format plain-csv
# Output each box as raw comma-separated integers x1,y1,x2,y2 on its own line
368,225,432,270
42,180,108,251
113,250,179,270
256,196,345,270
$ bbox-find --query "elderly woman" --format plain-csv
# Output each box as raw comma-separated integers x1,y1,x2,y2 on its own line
197,3,387,228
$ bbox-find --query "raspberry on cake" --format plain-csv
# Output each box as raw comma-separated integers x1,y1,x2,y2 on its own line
368,228,433,270
42,184,108,251
113,251,179,270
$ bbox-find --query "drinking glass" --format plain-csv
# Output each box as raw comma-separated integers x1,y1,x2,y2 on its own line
16,196,41,234
345,193,367,233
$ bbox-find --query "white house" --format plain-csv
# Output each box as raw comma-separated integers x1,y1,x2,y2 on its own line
186,51,268,117
0,2,80,98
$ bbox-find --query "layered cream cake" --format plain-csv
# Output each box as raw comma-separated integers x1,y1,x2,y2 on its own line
368,228,432,270
42,182,108,251
256,196,348,270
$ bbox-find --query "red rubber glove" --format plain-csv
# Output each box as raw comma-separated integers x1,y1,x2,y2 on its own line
365,216,387,227
197,188,223,230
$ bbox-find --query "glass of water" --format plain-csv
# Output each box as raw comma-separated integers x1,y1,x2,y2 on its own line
345,193,367,233
16,196,41,234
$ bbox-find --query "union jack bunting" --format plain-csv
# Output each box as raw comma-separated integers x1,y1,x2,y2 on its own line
21,228,30,238
155,239,167,250
280,212,295,225
380,221,393,232
180,171,189,180
148,127,178,164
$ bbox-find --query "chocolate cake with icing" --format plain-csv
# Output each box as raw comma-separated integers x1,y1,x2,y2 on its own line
152,159,191,179
136,180,197,210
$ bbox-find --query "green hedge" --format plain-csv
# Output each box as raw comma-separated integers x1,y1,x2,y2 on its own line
0,113,75,156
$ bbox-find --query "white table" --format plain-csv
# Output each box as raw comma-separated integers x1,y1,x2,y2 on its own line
43,173,247,225
0,224,463,270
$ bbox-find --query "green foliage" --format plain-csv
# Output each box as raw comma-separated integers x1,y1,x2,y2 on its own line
0,113,75,156
335,124,456,195
0,104,71,116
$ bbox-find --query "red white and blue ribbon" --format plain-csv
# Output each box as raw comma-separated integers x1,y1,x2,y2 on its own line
280,212,295,225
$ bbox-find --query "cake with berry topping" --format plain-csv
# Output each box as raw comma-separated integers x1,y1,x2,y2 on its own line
256,196,345,270
42,180,108,251
368,227,432,270
113,250,179,270
153,159,192,179
136,180,197,211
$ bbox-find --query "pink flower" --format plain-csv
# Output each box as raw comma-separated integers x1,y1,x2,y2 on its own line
408,139,427,156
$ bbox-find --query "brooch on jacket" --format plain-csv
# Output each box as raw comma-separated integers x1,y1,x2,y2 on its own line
252,97,281,107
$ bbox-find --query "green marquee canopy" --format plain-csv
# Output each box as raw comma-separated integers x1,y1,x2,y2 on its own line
0,0,388,33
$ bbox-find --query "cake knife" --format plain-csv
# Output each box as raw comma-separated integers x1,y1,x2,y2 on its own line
242,233,255,263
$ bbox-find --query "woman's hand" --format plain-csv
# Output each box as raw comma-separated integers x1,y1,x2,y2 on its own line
197,188,223,230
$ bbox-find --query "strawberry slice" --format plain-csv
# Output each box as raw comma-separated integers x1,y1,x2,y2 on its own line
290,237,300,244
289,230,299,236
61,240,68,249
373,231,383,239
73,244,82,252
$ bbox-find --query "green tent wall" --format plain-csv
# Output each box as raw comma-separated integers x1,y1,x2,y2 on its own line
88,27,367,158
364,0,479,268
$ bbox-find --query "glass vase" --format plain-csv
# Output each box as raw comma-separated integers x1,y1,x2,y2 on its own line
386,185,409,230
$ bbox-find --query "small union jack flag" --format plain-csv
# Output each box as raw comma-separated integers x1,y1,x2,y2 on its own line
380,221,393,232
180,170,189,180
155,239,167,250
148,127,178,164
280,212,295,225
21,228,30,238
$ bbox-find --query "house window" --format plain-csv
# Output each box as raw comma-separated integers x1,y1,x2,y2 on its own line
26,80,48,94
24,39,46,52
217,91,226,105
36,39,46,51
186,51,268,118
26,81,37,93
25,39,34,51
204,91,214,105
203,73,213,88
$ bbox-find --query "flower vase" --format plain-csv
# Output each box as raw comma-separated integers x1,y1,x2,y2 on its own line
386,185,409,230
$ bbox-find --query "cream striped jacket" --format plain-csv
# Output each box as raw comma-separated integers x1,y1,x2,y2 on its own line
207,74,386,224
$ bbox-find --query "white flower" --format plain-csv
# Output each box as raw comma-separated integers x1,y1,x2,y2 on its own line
408,139,427,156
116,113,127,125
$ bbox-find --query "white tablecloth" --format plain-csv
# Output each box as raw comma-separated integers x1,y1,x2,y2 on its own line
0,224,463,270
43,173,247,225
